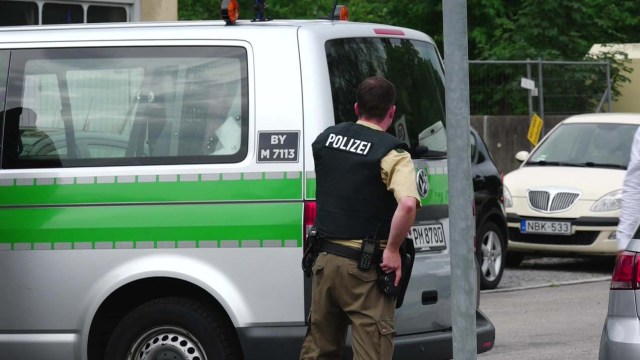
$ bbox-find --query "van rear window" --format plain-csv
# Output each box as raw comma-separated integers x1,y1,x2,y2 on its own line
2,46,249,168
87,5,128,23
0,1,39,26
326,38,446,153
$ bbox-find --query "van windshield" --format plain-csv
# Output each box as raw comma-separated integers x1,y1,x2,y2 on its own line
325,38,446,154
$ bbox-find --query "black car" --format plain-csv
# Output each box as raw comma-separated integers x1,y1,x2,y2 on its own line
471,128,508,289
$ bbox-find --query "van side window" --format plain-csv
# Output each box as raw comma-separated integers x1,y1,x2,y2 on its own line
2,47,249,169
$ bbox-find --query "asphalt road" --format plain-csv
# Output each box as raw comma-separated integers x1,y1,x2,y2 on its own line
489,255,615,292
477,256,615,360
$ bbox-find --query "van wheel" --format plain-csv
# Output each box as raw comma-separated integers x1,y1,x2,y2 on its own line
105,297,241,360
476,221,505,290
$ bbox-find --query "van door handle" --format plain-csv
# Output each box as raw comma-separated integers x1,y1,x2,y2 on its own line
422,290,438,305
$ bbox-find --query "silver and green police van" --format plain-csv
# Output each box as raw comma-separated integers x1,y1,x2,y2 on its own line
0,3,494,359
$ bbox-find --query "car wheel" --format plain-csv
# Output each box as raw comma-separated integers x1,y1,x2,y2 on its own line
476,221,505,290
105,297,241,360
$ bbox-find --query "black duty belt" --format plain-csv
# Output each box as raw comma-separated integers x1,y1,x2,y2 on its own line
320,241,361,261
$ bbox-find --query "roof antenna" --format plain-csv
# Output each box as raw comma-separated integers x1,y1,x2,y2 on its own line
329,0,339,20
252,0,271,22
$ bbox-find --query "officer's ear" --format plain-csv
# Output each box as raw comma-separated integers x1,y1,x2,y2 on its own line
354,102,361,117
388,105,396,120
380,105,396,131
384,105,396,126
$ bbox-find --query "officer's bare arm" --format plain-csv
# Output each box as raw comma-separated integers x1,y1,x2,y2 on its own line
387,196,417,251
381,196,417,285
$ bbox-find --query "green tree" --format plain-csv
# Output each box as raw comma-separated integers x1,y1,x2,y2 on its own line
179,0,640,60
466,0,638,114
178,0,217,20
178,0,640,114
473,1,638,60
178,0,337,21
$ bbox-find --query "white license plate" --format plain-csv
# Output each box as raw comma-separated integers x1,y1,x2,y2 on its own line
408,223,447,251
520,219,571,235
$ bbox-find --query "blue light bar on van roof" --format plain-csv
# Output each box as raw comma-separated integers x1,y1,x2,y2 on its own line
252,0,270,22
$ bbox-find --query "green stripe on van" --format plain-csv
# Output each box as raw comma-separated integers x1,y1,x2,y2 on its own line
0,202,302,249
306,178,316,199
0,172,302,206
424,173,449,206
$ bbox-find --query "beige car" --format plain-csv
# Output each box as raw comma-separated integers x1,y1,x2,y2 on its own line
503,113,640,266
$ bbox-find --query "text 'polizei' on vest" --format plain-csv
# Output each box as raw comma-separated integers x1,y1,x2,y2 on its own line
324,133,372,156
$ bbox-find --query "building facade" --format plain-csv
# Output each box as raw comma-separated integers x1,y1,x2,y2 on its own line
590,43,640,113
0,0,177,26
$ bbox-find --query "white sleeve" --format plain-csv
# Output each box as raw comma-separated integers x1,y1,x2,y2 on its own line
617,127,640,250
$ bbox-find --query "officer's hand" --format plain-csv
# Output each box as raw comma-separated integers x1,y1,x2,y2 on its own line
380,248,402,287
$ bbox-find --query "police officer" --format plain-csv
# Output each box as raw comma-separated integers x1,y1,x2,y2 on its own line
300,76,421,359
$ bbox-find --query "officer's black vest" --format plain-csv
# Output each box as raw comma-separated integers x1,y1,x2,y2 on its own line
312,121,409,240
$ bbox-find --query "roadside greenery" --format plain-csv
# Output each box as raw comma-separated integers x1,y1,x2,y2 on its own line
178,0,640,114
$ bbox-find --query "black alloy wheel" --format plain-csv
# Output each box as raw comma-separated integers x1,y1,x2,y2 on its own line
476,221,506,290
105,297,241,360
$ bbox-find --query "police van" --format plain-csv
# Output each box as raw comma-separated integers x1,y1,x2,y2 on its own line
0,2,494,359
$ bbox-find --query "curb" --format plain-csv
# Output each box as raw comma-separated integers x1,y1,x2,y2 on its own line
481,276,612,294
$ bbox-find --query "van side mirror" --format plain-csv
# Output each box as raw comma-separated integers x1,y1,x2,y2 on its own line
515,150,529,163
412,145,446,159
414,145,429,157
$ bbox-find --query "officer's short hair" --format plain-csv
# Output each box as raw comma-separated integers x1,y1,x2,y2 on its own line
356,76,396,120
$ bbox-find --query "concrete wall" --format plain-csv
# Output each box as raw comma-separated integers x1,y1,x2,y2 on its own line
612,58,640,112
141,0,177,21
470,115,570,175
590,43,640,113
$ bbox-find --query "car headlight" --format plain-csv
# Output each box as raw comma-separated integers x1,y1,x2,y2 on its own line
591,189,623,212
503,186,513,208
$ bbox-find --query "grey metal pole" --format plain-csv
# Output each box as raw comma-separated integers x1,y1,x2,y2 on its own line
606,61,612,112
527,59,533,118
537,59,544,118
443,0,477,359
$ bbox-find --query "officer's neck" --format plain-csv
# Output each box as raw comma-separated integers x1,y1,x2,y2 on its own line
358,118,388,131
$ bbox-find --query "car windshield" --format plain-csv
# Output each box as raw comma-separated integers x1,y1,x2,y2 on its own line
526,122,638,169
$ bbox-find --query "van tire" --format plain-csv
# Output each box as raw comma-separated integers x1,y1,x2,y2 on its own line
104,297,241,360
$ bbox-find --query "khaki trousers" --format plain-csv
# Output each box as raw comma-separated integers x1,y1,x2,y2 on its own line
300,252,396,360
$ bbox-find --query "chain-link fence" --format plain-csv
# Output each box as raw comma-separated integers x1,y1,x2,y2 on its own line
469,60,611,117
